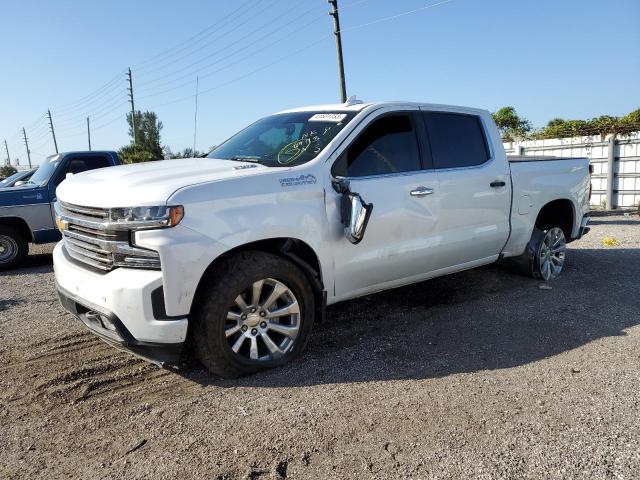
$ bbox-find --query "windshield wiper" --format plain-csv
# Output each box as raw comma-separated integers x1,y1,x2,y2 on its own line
227,156,262,163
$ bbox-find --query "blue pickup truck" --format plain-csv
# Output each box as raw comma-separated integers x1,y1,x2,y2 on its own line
0,151,120,270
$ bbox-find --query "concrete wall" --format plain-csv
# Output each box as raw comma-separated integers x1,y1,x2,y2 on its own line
504,132,640,208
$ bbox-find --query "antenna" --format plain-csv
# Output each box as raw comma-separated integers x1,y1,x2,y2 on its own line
344,95,362,106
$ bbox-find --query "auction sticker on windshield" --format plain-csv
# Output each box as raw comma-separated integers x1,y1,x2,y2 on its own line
308,113,347,122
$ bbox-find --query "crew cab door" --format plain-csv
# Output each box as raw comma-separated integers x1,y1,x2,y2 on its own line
330,109,441,298
420,109,511,269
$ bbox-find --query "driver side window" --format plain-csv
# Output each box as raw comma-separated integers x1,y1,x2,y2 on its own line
54,156,111,187
332,114,421,177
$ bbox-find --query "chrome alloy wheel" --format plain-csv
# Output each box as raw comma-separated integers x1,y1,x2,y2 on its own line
0,234,18,264
224,278,301,361
539,227,566,280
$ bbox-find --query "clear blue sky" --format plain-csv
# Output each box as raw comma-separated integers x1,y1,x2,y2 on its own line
1,0,638,166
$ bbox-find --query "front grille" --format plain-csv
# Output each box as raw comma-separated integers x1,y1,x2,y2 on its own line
60,202,109,220
60,205,115,270
63,226,116,271
58,202,159,272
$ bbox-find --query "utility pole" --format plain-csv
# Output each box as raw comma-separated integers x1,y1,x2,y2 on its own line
22,128,32,168
193,76,199,154
47,109,59,154
87,117,92,151
3,139,10,166
127,67,137,145
328,0,347,103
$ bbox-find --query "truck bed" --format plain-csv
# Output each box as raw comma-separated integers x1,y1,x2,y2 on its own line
508,155,589,162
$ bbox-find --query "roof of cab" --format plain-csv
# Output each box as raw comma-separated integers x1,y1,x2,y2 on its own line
57,150,117,156
276,101,489,116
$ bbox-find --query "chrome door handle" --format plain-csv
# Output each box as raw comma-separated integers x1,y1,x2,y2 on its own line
410,187,434,197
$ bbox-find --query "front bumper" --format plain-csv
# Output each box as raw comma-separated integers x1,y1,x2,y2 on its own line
53,242,188,365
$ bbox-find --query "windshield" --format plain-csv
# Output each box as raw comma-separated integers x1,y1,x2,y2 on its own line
208,111,357,167
0,171,24,187
27,155,61,186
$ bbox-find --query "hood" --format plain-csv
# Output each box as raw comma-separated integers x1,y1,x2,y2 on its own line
0,185,48,207
56,158,267,207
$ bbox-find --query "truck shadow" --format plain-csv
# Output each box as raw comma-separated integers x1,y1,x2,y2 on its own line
181,247,640,387
0,252,54,277
588,218,640,226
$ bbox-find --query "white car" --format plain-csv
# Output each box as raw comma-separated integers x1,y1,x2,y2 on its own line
53,100,591,377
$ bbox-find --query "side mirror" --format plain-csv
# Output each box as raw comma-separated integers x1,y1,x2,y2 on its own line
340,191,373,244
13,180,26,187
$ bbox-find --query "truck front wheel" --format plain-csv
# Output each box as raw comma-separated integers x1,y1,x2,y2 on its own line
0,225,28,271
192,251,315,378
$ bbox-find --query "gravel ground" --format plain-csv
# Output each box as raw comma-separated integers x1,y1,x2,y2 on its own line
1,214,639,479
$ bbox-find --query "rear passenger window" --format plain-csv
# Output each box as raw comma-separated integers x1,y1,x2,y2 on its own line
422,112,489,169
333,114,421,177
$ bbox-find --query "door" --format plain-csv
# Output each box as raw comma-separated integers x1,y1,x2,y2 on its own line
47,154,113,229
420,110,511,270
48,154,113,203
331,110,441,298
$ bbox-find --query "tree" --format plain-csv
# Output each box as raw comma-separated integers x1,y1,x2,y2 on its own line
118,144,156,164
118,110,164,163
0,165,17,178
492,106,531,141
170,148,204,159
535,108,640,139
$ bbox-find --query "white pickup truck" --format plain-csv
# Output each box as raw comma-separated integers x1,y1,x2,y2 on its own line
53,100,591,377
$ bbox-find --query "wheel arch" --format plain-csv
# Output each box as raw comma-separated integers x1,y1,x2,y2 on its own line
533,198,575,240
0,216,33,242
190,237,325,318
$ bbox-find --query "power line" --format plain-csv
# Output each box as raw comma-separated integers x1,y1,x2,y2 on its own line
147,0,456,110
4,0,453,147
54,94,129,128
338,0,455,34
133,0,263,71
25,115,47,131
137,1,323,94
54,101,129,137
138,14,329,100
135,0,287,83
51,69,127,113
53,82,127,120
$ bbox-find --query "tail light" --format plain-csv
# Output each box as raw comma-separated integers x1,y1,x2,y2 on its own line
588,163,593,199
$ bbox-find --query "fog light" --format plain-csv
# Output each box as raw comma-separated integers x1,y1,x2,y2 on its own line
99,315,117,332
86,310,117,332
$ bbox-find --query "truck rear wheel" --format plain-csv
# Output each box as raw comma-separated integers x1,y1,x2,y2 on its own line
532,227,566,281
192,251,315,378
511,226,567,281
0,225,28,271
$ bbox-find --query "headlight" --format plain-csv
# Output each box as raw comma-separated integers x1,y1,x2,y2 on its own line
108,205,184,229
107,206,184,269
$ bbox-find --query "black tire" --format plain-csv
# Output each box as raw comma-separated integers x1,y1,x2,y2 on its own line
509,227,567,281
192,251,315,378
0,225,28,272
